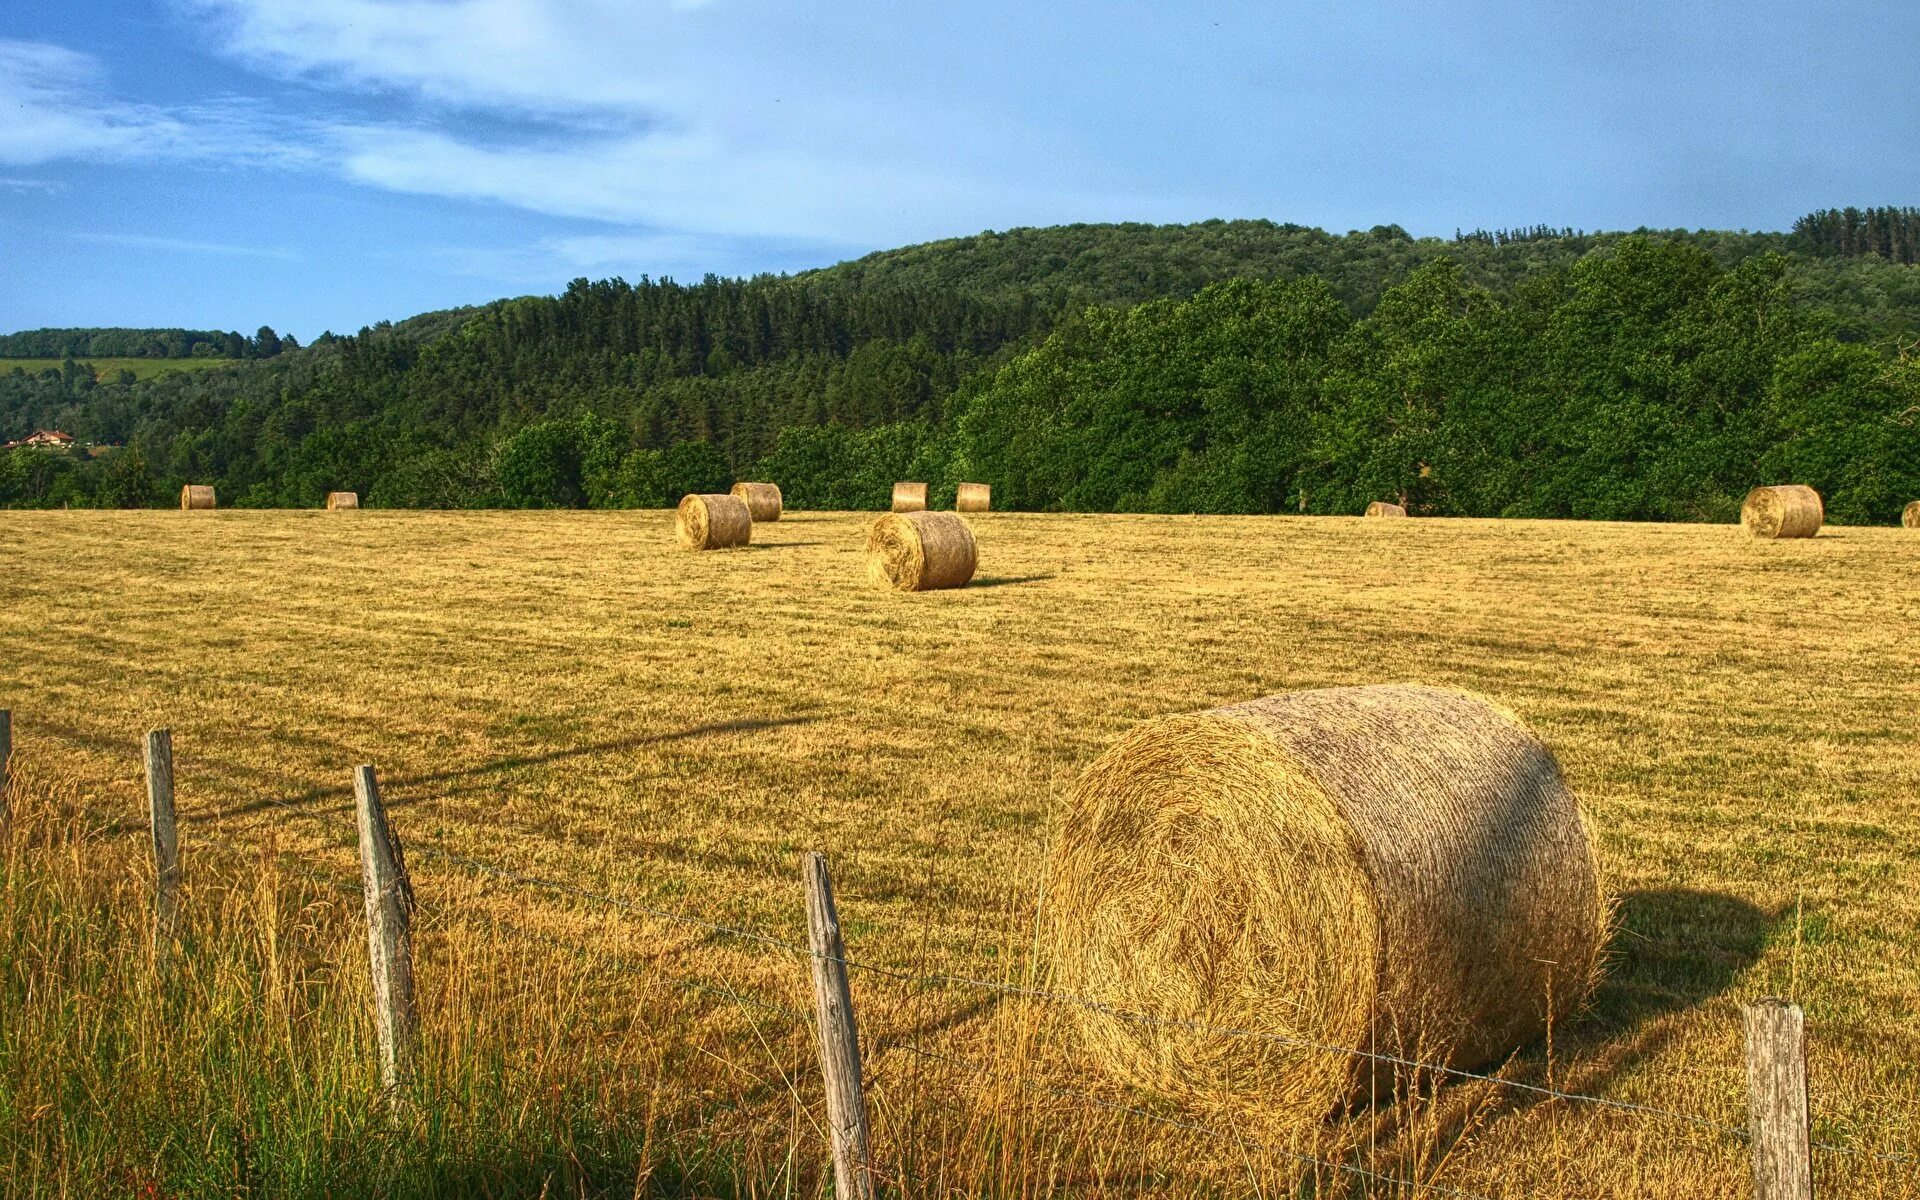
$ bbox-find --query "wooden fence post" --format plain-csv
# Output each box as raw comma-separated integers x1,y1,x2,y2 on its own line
1746,998,1813,1200
353,765,418,1103
803,851,875,1200
145,729,181,946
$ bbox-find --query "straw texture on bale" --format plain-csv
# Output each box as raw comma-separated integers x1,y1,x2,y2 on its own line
955,482,992,513
729,481,783,522
890,482,929,513
1364,501,1408,518
1740,485,1823,539
180,485,216,511
867,511,977,592
325,491,360,510
676,493,752,550
1047,684,1604,1120
1903,500,1920,529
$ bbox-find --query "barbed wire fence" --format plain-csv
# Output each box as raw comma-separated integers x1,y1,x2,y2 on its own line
1,708,1912,1199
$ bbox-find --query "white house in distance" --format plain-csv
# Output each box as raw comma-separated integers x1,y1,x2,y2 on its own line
2,430,78,450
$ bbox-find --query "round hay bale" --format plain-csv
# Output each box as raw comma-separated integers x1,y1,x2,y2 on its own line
676,493,752,550
730,481,782,522
955,482,992,513
1364,501,1407,518
325,491,360,510
1740,485,1823,539
1903,500,1920,529
180,485,216,511
1047,684,1604,1120
890,482,929,513
867,511,977,591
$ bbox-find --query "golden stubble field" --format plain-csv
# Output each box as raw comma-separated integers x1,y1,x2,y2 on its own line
1,508,1915,1197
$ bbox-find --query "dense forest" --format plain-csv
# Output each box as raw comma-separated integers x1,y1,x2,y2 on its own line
3,218,1917,522
1791,207,1920,264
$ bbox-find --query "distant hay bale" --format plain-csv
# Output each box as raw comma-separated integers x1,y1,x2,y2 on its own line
1904,501,1920,529
730,482,782,522
1741,485,1823,539
867,511,977,592
1047,684,1604,1121
676,493,752,550
891,482,929,513
1364,501,1408,518
179,485,216,511
325,492,360,510
955,482,992,513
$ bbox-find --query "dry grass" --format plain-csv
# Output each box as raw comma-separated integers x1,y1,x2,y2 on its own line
0,509,1916,1197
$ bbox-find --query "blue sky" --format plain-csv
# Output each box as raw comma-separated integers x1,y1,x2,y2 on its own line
4,1,1918,340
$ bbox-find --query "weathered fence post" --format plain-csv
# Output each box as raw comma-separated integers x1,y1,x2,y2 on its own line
353,765,418,1105
1746,998,1813,1200
803,851,875,1200
145,729,181,946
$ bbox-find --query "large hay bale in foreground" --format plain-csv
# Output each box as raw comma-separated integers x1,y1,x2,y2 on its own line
730,481,782,522
1741,485,1823,539
890,482,929,513
325,491,360,510
867,511,977,591
955,482,992,513
1364,501,1407,518
1903,500,1920,529
180,485,216,511
1047,685,1603,1120
676,493,752,550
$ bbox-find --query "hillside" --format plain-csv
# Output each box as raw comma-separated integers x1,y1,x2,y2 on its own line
2,220,1917,520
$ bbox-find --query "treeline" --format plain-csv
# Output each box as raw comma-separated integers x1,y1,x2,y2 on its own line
0,326,298,359
1792,208,1920,265
2,224,1918,521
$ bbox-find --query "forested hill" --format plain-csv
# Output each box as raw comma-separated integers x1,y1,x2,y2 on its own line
2,220,1917,521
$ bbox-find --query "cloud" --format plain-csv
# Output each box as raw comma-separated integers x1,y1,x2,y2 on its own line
8,9,1193,269
330,122,1071,246
71,231,302,262
180,0,1193,245
0,39,317,169
0,40,194,165
182,0,692,114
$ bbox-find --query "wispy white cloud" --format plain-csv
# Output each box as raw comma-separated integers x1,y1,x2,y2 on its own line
0,39,317,169
71,231,302,262
6,8,1190,276
0,40,193,165
176,0,1191,246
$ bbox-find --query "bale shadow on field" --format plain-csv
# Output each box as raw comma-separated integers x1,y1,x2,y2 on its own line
740,540,825,549
205,714,822,822
1365,888,1770,1167
969,573,1056,589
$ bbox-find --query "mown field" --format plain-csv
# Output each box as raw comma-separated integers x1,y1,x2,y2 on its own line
0,356,233,382
0,509,1915,1198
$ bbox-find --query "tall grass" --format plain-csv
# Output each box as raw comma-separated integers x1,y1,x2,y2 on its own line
0,758,820,1198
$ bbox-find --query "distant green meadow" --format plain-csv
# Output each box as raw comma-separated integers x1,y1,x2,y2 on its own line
0,356,235,382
